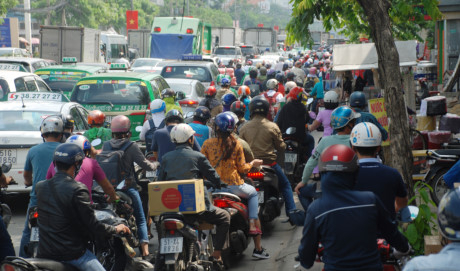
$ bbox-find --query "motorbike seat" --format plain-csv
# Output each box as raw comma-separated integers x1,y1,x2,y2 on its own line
25,258,79,271
434,149,460,156
212,192,241,202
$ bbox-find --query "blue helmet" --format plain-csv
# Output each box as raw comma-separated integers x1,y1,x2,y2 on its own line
215,112,235,132
349,91,366,108
194,106,211,122
221,77,231,87
222,93,237,106
53,143,85,165
330,106,361,130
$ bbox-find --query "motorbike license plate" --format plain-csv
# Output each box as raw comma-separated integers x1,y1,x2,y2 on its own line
0,149,17,164
30,227,39,242
258,191,264,203
160,237,183,254
146,171,156,178
285,153,297,163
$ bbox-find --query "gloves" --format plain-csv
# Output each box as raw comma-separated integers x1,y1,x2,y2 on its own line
152,161,160,170
393,244,411,259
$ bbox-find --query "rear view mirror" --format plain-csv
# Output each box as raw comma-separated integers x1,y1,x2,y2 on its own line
135,126,143,132
176,91,186,101
185,111,194,119
91,138,102,147
1,163,12,174
397,205,419,223
286,127,296,135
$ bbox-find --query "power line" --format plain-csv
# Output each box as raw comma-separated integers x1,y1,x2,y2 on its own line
9,0,67,14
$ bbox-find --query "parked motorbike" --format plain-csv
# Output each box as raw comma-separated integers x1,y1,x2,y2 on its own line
283,127,306,189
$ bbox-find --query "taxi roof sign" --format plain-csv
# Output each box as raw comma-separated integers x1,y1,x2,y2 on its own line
110,63,128,70
2,92,69,102
182,54,202,61
0,63,27,72
62,57,78,63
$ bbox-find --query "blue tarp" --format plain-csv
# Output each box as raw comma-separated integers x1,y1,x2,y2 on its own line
150,34,194,59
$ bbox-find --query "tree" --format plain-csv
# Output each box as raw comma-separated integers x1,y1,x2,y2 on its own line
287,0,441,195
0,0,18,24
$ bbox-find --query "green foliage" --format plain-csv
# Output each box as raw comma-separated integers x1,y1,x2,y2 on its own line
401,181,438,256
287,0,442,46
0,0,18,24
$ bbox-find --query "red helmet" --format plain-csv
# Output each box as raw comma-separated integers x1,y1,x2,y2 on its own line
88,110,105,126
238,85,251,97
110,115,131,133
318,144,358,173
205,86,217,97
287,87,304,101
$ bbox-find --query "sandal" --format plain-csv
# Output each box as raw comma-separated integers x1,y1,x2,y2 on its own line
249,226,262,236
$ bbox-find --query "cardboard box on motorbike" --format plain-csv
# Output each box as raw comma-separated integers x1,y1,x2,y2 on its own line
148,179,206,216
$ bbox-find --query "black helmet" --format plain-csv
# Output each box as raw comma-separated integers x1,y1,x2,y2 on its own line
249,96,269,117
438,188,460,241
275,73,285,83
63,114,75,130
53,143,85,165
318,144,358,173
165,109,184,123
286,72,295,80
349,91,366,108
161,88,176,99
193,106,211,122
230,101,246,117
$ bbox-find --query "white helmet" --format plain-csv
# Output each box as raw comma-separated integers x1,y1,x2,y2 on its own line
266,79,278,90
285,81,297,92
150,99,166,114
66,135,91,151
324,91,339,103
350,122,382,147
170,123,195,144
40,116,64,135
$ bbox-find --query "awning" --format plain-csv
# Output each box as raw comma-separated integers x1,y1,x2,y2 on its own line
332,40,417,71
18,37,29,45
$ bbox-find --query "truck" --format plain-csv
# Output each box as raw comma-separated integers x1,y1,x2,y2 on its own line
128,29,150,58
242,27,277,52
212,27,238,47
149,17,212,59
100,31,129,63
39,26,102,64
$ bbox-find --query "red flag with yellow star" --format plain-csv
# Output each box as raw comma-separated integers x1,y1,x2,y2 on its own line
126,10,138,31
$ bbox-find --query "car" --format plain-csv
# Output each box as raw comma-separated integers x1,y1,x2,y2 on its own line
240,45,260,59
0,92,90,192
159,60,219,88
165,78,206,115
0,47,30,58
70,65,170,140
213,46,243,66
0,71,52,99
131,58,163,69
0,57,52,72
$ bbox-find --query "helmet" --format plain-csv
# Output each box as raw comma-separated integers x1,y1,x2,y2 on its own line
165,109,184,123
238,85,251,97
150,99,166,114
53,143,85,165
249,96,269,116
230,101,246,116
63,115,75,130
330,106,361,130
275,73,285,83
66,135,91,151
161,88,176,99
215,112,236,132
222,93,237,106
350,122,382,147
193,106,211,122
225,111,239,125
438,188,460,241
170,123,195,144
309,67,317,75
318,144,358,173
324,91,339,103
325,59,331,64
111,115,131,133
221,76,231,87
286,72,295,80
287,87,304,101
88,110,105,126
260,66,267,75
40,116,64,135
285,81,297,93
350,91,366,108
216,74,225,85
205,86,217,97
246,60,253,65
266,79,278,90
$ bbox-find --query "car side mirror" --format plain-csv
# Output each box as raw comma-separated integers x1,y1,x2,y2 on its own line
176,91,186,101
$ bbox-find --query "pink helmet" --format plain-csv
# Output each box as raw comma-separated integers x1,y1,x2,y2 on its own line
309,67,317,75
110,115,131,133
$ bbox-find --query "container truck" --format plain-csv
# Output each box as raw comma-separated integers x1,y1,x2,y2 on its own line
212,27,236,47
128,29,151,58
242,27,277,52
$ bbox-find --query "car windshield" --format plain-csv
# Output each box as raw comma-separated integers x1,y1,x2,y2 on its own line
214,48,237,55
132,59,160,68
72,80,151,105
161,66,212,82
167,82,193,95
0,49,14,57
241,47,255,55
39,71,88,92
0,110,56,131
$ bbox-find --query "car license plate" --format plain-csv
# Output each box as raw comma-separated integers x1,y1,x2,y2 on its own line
160,237,183,254
258,191,264,203
285,153,297,163
146,171,156,178
0,149,17,164
30,227,39,242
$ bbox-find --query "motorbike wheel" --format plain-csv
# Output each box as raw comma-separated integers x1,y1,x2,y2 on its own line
429,168,450,205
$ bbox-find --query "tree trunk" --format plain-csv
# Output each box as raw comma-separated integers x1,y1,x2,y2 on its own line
357,0,414,196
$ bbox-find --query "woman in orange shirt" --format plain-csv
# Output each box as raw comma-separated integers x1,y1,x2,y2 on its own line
201,112,269,259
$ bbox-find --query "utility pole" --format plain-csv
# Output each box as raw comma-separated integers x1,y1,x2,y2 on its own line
187,0,189,16
24,0,32,53
131,0,134,11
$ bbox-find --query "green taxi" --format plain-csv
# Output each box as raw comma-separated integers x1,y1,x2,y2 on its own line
34,57,107,97
69,65,169,140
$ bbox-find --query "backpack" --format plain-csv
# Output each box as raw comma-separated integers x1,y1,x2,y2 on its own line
304,78,315,91
145,119,165,152
96,141,134,186
248,79,260,97
263,92,281,121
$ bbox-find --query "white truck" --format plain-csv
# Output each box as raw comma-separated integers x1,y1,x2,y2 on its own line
243,27,277,52
39,26,102,64
100,31,128,63
212,27,240,47
128,29,151,58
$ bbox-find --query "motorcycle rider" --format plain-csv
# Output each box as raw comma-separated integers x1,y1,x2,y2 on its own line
244,68,263,97
235,63,245,85
403,188,460,271
263,78,284,121
161,88,183,114
239,97,300,223
20,115,63,257
237,85,251,120
217,76,237,101
0,169,14,261
308,90,340,136
222,92,238,112
188,106,212,146
36,143,130,271
291,61,307,84
83,110,112,150
351,122,408,220
349,91,388,141
62,114,75,142
158,123,231,265
299,144,410,271
199,86,223,118
104,115,160,260
139,99,166,152
230,101,247,133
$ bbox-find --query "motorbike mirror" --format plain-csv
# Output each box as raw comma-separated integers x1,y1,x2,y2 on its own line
135,126,143,132
397,205,419,223
286,127,296,135
185,111,195,119
307,98,314,105
176,91,186,101
1,163,12,174
91,138,102,147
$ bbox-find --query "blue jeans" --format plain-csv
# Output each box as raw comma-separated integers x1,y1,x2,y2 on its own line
125,187,149,244
19,205,32,257
0,215,15,261
272,164,296,214
222,183,259,219
64,249,105,271
298,183,320,211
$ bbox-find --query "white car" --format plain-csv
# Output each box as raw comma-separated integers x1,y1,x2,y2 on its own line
0,93,90,192
165,78,206,115
0,71,52,99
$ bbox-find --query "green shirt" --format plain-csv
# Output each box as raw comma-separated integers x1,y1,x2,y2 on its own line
83,127,112,150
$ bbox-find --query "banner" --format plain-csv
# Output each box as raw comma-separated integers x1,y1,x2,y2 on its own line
368,98,390,146
126,10,139,31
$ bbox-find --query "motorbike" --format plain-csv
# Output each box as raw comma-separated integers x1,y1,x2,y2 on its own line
0,162,15,230
283,127,306,189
